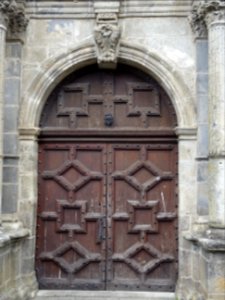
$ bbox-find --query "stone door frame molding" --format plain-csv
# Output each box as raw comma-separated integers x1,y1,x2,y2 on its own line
18,41,197,295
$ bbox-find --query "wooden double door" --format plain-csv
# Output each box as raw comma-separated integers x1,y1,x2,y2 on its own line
36,140,177,291
36,65,178,291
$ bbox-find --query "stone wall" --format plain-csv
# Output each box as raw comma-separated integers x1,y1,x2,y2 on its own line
0,1,224,300
0,228,37,300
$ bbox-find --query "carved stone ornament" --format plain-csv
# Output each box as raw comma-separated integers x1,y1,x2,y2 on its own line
0,0,28,33
189,1,225,38
94,13,121,69
189,4,208,39
200,0,225,27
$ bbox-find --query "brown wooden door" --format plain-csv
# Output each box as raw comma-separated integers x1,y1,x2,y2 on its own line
36,141,177,291
37,143,107,289
36,65,178,291
107,143,177,291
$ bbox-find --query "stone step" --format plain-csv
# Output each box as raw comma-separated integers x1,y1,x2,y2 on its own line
34,290,176,300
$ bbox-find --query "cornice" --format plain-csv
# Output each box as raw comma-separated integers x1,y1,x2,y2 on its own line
26,1,193,19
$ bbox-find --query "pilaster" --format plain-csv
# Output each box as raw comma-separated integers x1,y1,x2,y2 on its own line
189,2,210,221
187,2,225,299
0,1,28,224
0,5,9,226
202,1,225,229
190,0,225,229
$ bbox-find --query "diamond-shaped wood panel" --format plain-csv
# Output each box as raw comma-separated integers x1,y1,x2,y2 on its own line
36,144,107,289
40,241,102,274
107,143,178,291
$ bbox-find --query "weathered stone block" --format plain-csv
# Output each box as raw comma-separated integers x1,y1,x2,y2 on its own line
20,174,36,200
2,184,18,213
3,157,18,167
179,140,197,161
4,106,19,132
197,161,208,182
3,133,18,156
197,251,225,299
196,40,208,73
19,141,38,173
179,249,192,277
197,94,208,124
18,206,37,231
11,242,21,279
199,252,208,293
179,215,191,231
22,256,35,275
197,124,209,158
6,43,22,58
3,248,11,283
197,182,209,216
208,159,225,227
3,165,18,184
23,46,48,64
197,73,208,95
22,236,36,259
4,78,20,105
5,59,21,77
192,246,201,282
0,252,4,288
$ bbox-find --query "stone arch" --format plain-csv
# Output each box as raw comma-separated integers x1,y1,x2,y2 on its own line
19,41,196,130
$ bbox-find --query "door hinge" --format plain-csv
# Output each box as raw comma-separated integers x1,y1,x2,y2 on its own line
96,216,106,244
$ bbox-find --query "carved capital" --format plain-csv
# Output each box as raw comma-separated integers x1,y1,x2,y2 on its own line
200,0,225,27
189,1,225,38
0,0,16,25
189,5,208,39
94,13,121,69
0,0,28,33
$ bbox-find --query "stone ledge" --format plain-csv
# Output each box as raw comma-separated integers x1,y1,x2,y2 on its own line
175,127,197,140
0,224,29,248
185,232,225,252
199,238,225,251
34,290,176,300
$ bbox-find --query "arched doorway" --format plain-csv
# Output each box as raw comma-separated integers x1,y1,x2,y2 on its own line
35,64,178,292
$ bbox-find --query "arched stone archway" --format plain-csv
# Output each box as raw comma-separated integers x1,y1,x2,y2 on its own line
18,41,197,296
19,42,196,130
